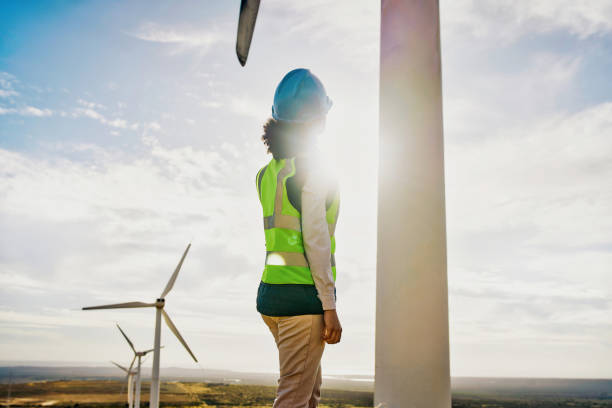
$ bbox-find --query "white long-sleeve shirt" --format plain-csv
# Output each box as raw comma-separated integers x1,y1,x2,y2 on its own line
301,170,337,310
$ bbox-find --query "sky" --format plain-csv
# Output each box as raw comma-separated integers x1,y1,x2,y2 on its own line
0,0,611,379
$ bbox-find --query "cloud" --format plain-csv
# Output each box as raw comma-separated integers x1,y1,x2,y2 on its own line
447,101,612,241
0,135,268,364
0,106,53,117
128,22,228,55
72,106,135,129
0,71,18,91
146,121,161,131
444,54,582,139
1,1,610,376
0,89,18,98
200,100,222,109
445,101,612,358
265,0,379,71
22,106,53,117
441,0,612,44
77,98,106,110
436,2,612,373
0,135,262,289
229,96,268,120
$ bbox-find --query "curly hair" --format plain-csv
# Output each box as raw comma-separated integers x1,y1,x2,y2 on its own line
261,118,321,159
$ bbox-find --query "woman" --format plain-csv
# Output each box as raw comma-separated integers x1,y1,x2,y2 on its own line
255,68,342,408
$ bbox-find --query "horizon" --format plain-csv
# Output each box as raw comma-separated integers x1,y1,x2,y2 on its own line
2,361,612,381
1,0,611,380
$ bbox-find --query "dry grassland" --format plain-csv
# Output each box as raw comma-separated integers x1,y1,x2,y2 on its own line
0,380,372,407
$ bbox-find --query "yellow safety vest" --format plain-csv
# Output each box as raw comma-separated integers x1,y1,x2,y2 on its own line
256,157,339,284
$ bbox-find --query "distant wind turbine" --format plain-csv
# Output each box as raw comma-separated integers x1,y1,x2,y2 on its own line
83,244,197,408
116,324,161,408
111,360,137,408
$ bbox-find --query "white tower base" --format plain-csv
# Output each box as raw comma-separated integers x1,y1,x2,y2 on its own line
149,306,162,408
375,0,451,407
135,356,142,408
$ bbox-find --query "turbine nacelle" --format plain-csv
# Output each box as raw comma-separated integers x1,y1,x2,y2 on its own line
136,349,156,357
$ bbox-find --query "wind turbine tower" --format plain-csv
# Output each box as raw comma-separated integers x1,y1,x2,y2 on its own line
376,0,450,406
83,244,198,408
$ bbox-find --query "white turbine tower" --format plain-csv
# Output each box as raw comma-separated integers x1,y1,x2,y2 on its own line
111,360,137,408
83,244,198,408
116,324,159,408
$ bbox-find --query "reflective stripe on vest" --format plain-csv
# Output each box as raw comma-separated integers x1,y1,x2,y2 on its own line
265,251,336,268
256,157,339,285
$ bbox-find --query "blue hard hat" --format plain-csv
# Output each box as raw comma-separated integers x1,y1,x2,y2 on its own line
272,68,332,123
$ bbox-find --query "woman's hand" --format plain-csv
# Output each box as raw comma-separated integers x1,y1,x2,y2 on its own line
322,309,342,344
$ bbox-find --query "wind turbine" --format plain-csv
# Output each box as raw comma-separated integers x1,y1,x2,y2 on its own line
83,244,198,408
111,360,137,408
116,324,160,408
236,1,451,407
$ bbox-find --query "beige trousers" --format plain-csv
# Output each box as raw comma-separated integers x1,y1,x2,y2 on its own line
261,314,326,408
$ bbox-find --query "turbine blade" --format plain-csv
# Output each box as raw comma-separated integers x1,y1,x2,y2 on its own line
236,0,261,66
83,301,155,310
127,373,133,404
111,361,128,373
160,243,191,298
162,310,197,362
116,324,136,353
128,355,136,373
